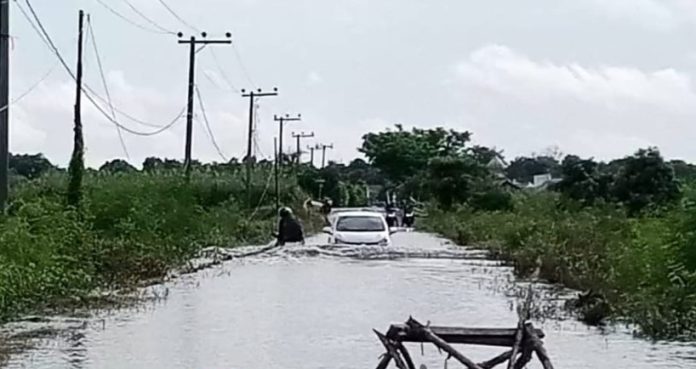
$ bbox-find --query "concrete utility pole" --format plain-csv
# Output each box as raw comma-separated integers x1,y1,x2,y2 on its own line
0,0,9,212
273,113,300,166
178,32,231,176
307,145,316,166
242,88,278,205
317,143,334,168
292,131,313,164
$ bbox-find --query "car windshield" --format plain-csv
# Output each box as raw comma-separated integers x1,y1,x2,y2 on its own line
336,216,386,232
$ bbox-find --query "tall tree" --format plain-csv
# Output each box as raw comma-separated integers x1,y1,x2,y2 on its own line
360,125,472,182
611,148,680,214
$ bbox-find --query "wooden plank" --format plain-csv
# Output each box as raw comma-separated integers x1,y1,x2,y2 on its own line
406,318,484,369
386,325,545,347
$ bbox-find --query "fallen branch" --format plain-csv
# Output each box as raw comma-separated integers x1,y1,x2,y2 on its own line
374,330,408,369
406,318,484,369
524,323,554,369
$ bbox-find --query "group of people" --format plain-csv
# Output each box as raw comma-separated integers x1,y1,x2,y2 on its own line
275,197,418,246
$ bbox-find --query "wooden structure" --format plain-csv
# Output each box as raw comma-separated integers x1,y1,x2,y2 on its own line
372,291,554,369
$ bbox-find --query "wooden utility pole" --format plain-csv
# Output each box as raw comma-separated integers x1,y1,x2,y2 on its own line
292,131,313,164
273,113,300,166
178,32,231,176
274,137,279,211
307,145,316,166
66,10,86,208
317,143,334,168
0,0,9,212
242,88,278,205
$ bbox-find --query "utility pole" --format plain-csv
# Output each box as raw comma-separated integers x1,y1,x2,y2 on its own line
273,113,300,166
274,137,279,211
307,145,316,166
178,32,231,176
292,131,314,164
318,143,334,168
0,0,9,212
67,10,85,208
242,88,278,205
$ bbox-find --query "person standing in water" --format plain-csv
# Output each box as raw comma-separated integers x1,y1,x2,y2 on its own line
276,207,305,246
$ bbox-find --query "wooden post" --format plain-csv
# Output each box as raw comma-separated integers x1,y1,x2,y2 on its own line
525,323,554,369
395,341,416,369
406,318,484,369
374,330,407,369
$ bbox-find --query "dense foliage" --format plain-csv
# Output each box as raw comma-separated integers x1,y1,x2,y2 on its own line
0,165,310,322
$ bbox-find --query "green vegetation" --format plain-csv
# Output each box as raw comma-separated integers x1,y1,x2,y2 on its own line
0,163,309,322
359,125,696,340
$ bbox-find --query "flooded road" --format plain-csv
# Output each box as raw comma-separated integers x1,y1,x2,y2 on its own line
2,232,695,368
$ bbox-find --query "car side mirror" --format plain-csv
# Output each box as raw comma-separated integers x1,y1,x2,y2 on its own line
389,228,399,235
322,226,333,234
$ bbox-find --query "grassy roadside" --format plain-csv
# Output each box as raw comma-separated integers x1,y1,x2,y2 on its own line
0,169,313,323
421,192,696,340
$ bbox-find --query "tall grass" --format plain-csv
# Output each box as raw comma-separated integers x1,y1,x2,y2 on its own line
0,168,310,322
422,192,696,340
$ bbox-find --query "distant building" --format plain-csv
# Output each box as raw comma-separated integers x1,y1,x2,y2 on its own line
527,173,562,190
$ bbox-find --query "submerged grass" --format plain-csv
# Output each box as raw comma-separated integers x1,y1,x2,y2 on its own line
0,168,312,323
422,192,696,340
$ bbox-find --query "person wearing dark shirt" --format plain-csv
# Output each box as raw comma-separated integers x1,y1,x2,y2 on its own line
276,207,305,246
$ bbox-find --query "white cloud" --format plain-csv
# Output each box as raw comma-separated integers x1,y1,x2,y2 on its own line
457,45,696,113
307,71,323,85
454,45,696,160
11,70,246,168
585,0,696,30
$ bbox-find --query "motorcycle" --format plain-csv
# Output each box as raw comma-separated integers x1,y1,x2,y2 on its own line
385,210,398,228
402,211,415,228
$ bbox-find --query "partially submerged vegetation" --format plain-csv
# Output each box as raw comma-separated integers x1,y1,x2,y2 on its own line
0,164,310,323
357,125,696,340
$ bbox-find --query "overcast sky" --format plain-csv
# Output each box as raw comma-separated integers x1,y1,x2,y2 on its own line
8,0,696,167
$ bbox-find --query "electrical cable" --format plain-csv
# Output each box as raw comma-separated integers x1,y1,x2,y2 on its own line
20,0,185,136
87,16,130,159
156,0,199,32
0,61,58,113
93,0,170,34
194,84,228,162
121,0,176,34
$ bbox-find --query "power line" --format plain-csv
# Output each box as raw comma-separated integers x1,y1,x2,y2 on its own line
208,48,240,93
231,42,256,88
194,84,227,162
19,0,184,136
156,0,199,32
87,15,130,159
0,61,58,113
17,0,174,130
94,0,170,35
121,0,176,34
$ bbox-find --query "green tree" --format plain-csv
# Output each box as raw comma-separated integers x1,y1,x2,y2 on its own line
99,159,137,174
360,125,472,183
427,156,486,209
557,155,604,205
612,148,680,214
9,153,56,179
506,156,560,184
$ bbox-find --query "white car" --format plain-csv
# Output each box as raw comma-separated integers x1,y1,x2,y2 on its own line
323,211,396,246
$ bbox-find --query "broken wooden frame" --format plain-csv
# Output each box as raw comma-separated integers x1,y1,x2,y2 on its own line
373,318,554,369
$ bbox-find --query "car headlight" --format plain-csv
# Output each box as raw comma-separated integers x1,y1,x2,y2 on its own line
379,238,389,246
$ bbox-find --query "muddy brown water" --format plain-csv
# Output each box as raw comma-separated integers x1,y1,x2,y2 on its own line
2,232,695,368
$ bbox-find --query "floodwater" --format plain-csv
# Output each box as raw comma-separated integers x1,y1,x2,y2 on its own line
2,232,695,368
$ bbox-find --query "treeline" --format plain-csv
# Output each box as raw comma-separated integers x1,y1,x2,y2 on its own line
352,124,695,339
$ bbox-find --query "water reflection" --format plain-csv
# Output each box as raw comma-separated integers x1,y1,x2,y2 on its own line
2,232,695,368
